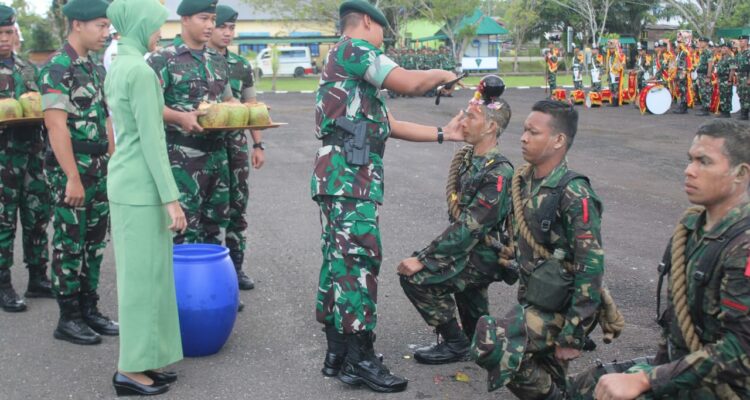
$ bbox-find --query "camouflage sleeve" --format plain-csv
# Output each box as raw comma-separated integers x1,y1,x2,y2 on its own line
557,180,604,349
39,62,74,113
345,39,398,89
241,60,256,101
146,51,170,91
417,164,513,272
647,238,750,397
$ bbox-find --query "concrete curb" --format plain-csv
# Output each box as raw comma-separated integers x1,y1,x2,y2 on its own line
256,86,596,95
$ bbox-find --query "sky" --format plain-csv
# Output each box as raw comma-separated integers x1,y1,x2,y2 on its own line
2,0,52,16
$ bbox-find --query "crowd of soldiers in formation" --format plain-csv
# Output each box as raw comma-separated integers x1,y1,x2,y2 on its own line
545,35,750,119
385,46,456,98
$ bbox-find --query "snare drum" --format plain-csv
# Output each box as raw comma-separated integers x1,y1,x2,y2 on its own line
601,88,612,104
571,89,586,105
638,84,672,114
552,88,567,102
587,91,602,108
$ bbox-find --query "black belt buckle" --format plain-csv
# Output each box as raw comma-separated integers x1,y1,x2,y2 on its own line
540,220,552,232
692,270,706,283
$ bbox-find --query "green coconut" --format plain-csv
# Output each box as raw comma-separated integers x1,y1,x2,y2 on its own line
19,92,42,118
246,102,271,126
0,98,24,121
197,102,230,128
225,103,250,127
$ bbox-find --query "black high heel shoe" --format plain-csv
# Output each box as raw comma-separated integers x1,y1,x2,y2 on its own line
112,372,169,396
144,370,178,384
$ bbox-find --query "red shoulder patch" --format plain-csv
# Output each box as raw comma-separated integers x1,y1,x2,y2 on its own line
478,198,492,209
745,252,750,278
46,89,61,94
497,176,503,192
721,298,749,313
582,198,589,223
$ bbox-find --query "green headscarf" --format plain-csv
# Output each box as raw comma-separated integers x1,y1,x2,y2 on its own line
107,0,168,54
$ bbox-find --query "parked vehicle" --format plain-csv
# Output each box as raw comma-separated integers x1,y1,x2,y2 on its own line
256,47,314,78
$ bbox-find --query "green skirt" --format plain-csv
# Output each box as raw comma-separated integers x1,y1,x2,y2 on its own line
110,202,183,372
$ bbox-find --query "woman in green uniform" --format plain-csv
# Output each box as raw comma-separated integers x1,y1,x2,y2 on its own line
104,0,187,395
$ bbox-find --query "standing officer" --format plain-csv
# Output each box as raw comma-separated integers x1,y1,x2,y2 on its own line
736,34,749,120
545,40,560,93
716,40,735,118
570,119,750,400
695,37,713,116
207,5,262,291
472,101,606,399
634,42,652,91
39,0,118,345
590,46,603,92
147,0,235,246
398,79,517,365
0,5,53,313
605,39,625,107
672,34,693,114
313,0,462,393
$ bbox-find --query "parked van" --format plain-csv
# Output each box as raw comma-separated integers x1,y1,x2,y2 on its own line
256,47,314,78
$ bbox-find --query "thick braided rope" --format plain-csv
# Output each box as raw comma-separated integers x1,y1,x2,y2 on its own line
669,207,739,400
446,145,472,221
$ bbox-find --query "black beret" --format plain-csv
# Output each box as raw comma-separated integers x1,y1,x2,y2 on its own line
698,37,710,42
215,5,238,26
0,5,16,27
739,34,750,40
177,0,217,16
63,0,109,22
339,0,388,28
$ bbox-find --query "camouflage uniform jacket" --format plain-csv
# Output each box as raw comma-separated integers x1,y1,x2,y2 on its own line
415,145,514,282
514,160,604,349
697,49,713,74
225,49,253,100
311,36,398,204
147,36,231,136
39,42,109,177
715,55,733,79
651,202,750,398
736,49,750,79
0,52,42,152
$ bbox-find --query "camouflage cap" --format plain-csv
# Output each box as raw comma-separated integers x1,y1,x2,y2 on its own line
339,0,388,28
63,0,109,21
470,304,527,392
0,5,16,27
215,5,238,26
177,0,217,16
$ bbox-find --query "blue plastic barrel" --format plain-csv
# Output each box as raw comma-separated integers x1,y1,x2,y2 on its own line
173,244,239,357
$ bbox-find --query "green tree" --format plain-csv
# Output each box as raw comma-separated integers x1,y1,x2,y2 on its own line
29,23,59,51
662,0,738,38
504,0,540,72
416,0,482,64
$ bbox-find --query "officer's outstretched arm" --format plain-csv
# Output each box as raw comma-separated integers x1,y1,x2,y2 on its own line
388,111,463,142
383,67,457,96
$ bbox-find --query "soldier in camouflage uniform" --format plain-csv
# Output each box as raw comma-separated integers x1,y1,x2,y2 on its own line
545,41,560,93
313,0,461,392
569,118,750,400
0,5,54,313
472,101,605,399
147,0,234,246
208,5,262,291
399,90,517,365
672,35,693,114
695,37,714,116
716,41,735,118
736,34,749,120
39,0,118,345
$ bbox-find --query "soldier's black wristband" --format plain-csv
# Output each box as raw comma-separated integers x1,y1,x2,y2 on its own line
437,127,444,144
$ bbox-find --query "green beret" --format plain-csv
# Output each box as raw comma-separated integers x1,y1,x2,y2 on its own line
63,0,109,22
339,0,388,28
215,5,238,26
739,34,750,40
0,5,16,27
177,0,217,16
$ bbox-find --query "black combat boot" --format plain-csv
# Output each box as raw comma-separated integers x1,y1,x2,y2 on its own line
543,384,565,400
414,319,471,365
79,291,119,336
54,294,101,345
740,109,749,120
230,251,254,290
672,102,687,114
0,269,27,312
25,264,54,298
582,335,597,351
322,325,347,377
719,111,731,118
696,106,710,116
339,331,408,393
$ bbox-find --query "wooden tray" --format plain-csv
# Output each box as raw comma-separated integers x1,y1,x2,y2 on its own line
0,117,44,128
201,122,287,132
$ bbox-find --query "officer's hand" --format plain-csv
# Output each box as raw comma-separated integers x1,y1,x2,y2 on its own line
594,371,650,400
438,71,460,96
180,111,204,133
397,257,424,277
64,177,85,207
442,110,465,142
554,346,581,361
251,146,265,169
166,201,187,233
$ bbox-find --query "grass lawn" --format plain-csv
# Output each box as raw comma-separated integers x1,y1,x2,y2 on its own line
254,74,574,92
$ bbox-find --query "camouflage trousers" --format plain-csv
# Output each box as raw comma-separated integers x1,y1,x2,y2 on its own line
697,75,712,109
47,168,108,296
719,81,733,114
168,144,229,245
674,75,688,107
548,72,557,91
224,131,250,264
739,76,750,111
567,358,656,400
0,144,51,271
316,196,380,334
400,260,505,332
591,81,602,92
609,78,621,104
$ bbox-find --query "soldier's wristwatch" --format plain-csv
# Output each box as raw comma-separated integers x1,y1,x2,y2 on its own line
252,142,265,150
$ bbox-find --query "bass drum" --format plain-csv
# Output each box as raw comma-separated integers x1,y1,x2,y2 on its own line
640,84,672,115
732,86,741,114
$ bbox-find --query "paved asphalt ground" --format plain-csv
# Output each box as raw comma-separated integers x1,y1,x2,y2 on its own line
0,87,713,399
